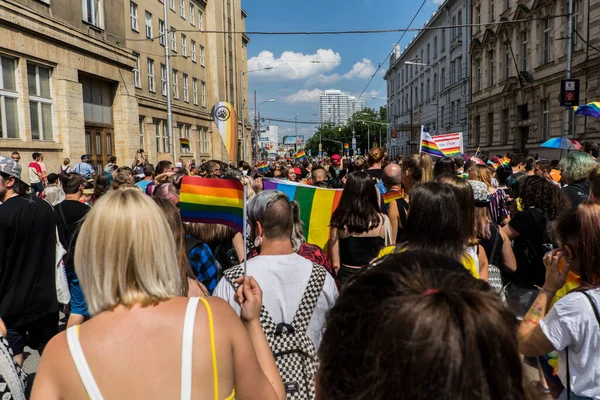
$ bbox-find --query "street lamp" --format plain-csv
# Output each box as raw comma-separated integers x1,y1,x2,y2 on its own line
257,99,275,160
240,67,274,162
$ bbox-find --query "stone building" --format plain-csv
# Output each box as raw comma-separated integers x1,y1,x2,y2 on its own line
385,0,471,156
468,0,600,156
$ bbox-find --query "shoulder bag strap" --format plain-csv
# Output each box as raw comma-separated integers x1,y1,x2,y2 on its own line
56,203,73,236
181,297,200,400
291,264,327,333
581,291,600,327
489,225,501,265
223,266,277,335
66,326,104,400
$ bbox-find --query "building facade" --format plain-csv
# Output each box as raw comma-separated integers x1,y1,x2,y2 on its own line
468,0,600,156
127,0,250,165
258,124,278,159
319,90,365,125
0,0,138,179
385,0,471,156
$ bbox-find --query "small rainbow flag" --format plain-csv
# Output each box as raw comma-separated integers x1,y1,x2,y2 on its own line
344,143,349,150
295,151,307,161
487,160,500,170
419,126,445,157
263,178,342,249
574,102,600,119
382,190,404,204
257,162,270,174
179,176,245,232
179,138,190,149
500,156,511,168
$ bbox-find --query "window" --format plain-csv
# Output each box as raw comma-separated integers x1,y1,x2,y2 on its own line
490,0,495,22
450,60,455,85
171,29,177,52
456,57,461,80
441,29,446,51
27,64,53,141
0,56,19,139
190,3,195,25
433,73,437,95
169,0,174,11
434,36,437,58
452,16,457,40
427,44,430,63
541,99,549,139
199,127,209,154
426,79,430,100
130,2,138,31
160,63,167,96
163,120,170,153
180,0,185,18
81,76,113,125
200,45,205,66
133,52,141,88
475,115,481,146
487,112,494,145
456,99,461,124
457,11,462,37
183,73,189,102
82,0,103,28
147,58,155,93
181,34,187,57
172,69,179,99
139,116,145,149
191,40,196,62
420,82,423,104
155,119,162,152
543,19,552,64
198,9,204,30
505,0,510,10
181,124,191,153
201,81,206,107
145,12,152,39
420,50,424,68
441,106,445,126
521,30,528,71
502,108,509,143
475,6,481,32
159,19,165,46
449,101,454,124
488,50,495,86
192,78,198,105
504,43,511,79
440,68,445,90
475,58,481,91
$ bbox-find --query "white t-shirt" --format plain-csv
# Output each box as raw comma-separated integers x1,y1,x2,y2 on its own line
213,253,338,348
540,290,600,399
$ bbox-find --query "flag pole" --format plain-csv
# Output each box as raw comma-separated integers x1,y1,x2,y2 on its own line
242,184,247,276
418,125,423,154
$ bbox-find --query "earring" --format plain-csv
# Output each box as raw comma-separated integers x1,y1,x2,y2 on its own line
253,236,263,248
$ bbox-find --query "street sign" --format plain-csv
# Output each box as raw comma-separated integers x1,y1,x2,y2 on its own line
391,138,398,146
391,129,398,138
560,79,580,107
352,137,357,150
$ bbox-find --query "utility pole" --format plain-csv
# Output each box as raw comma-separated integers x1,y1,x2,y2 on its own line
563,0,574,138
240,71,246,163
163,0,174,163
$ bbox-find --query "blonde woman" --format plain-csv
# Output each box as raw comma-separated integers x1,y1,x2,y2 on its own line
31,190,285,400
61,158,72,174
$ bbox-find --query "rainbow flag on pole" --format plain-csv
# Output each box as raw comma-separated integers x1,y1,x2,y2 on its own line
295,151,307,161
179,138,190,149
257,162,270,174
263,179,342,249
500,156,511,168
574,102,600,119
179,176,245,232
419,126,445,157
382,190,404,204
344,143,349,150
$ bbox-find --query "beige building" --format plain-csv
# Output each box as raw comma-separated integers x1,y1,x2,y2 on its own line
468,0,600,157
127,0,250,165
0,0,138,180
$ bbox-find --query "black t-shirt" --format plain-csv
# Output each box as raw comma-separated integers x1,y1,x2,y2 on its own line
366,168,383,181
479,223,503,267
0,196,59,327
505,208,549,287
563,180,590,209
56,200,91,272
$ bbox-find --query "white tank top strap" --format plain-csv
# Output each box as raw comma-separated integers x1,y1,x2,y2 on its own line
181,297,201,400
66,325,104,400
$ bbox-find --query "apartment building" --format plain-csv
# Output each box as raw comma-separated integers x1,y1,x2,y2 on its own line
468,0,600,156
385,0,471,156
319,90,365,125
0,0,138,178
127,0,250,164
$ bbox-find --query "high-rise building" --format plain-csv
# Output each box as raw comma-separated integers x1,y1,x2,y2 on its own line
319,90,365,125
384,0,470,157
468,0,600,155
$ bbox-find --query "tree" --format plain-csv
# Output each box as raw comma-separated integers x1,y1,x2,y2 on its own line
305,109,387,157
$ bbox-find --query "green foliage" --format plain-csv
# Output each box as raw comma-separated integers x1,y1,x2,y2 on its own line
305,109,387,157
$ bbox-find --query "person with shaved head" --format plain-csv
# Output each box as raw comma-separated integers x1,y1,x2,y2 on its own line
311,167,329,188
383,163,409,242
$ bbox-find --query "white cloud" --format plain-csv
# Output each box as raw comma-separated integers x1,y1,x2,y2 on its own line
247,49,342,80
283,89,324,104
432,0,445,5
305,73,341,86
343,58,377,80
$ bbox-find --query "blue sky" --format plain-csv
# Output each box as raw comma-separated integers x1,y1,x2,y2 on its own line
243,0,442,141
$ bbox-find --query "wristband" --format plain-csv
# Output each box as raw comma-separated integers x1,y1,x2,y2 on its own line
540,287,556,296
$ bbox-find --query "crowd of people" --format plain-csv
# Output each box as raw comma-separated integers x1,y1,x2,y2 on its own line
0,141,600,399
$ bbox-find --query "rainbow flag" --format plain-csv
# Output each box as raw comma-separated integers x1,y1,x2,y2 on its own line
179,138,190,149
500,156,511,168
211,102,238,162
419,126,445,157
574,101,600,119
344,143,349,150
487,160,500,170
257,162,269,174
262,178,342,249
295,151,307,161
382,190,403,204
179,176,245,232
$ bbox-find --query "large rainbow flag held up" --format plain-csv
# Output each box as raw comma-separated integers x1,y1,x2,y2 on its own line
211,102,238,162
263,179,342,250
419,126,445,157
179,176,245,232
574,102,600,119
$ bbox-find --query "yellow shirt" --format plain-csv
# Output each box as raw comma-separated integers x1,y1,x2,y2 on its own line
378,246,480,279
